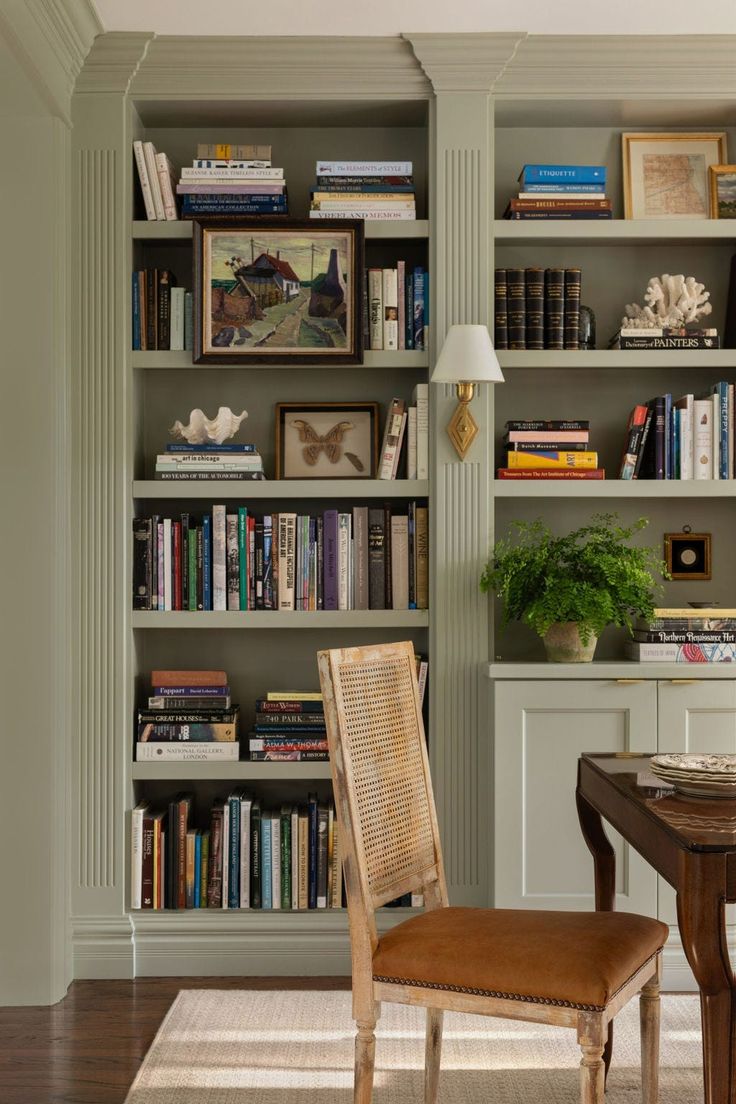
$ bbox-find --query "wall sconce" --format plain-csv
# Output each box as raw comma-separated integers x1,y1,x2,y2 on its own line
430,324,505,460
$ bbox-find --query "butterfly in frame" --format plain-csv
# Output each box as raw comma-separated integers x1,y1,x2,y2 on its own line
290,418,364,471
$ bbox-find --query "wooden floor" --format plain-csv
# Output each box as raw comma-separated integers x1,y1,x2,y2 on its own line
0,976,351,1104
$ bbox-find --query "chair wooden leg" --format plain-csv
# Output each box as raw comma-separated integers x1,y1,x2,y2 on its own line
354,1019,377,1104
640,979,661,1104
424,1007,443,1104
578,1012,605,1104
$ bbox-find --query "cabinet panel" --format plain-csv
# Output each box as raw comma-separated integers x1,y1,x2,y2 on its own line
495,680,658,915
657,679,736,924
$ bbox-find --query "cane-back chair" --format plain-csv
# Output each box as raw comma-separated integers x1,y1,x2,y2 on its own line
317,640,667,1104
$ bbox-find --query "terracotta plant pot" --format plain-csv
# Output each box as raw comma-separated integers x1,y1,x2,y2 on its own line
542,622,598,663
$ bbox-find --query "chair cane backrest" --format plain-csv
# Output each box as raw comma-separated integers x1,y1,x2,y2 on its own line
318,641,447,919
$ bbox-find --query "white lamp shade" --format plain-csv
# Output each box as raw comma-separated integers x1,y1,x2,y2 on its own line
430,324,504,385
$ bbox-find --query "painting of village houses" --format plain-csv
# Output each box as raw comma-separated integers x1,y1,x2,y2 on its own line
194,221,363,364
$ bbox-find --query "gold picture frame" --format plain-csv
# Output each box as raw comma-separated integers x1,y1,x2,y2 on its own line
709,165,736,219
664,531,712,581
622,132,728,220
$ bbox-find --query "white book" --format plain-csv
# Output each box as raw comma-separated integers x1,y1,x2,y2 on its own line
154,151,178,220
226,514,239,611
397,260,406,350
337,513,351,610
382,268,399,350
368,268,383,350
163,517,172,610
169,287,185,350
316,160,412,176
291,808,299,910
192,159,272,169
410,893,425,908
391,412,408,479
212,504,227,611
180,166,284,179
391,515,409,610
143,141,166,220
407,406,418,480
679,403,693,480
271,814,281,910
130,802,147,909
417,659,428,706
378,397,406,480
693,398,713,480
518,191,605,200
330,813,341,909
712,393,721,480
135,742,240,761
133,140,156,220
314,199,416,211
309,209,415,220
278,513,297,610
222,803,230,909
239,796,251,909
413,383,429,479
155,453,261,465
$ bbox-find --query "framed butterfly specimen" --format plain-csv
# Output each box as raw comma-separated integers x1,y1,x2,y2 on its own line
275,402,379,479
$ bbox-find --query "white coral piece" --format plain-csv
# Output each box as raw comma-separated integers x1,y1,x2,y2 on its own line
170,406,248,445
621,273,712,329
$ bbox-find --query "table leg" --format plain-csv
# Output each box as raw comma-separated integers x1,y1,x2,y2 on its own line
576,787,616,1078
676,854,736,1104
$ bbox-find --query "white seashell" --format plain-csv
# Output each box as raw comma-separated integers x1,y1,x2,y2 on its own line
170,406,248,445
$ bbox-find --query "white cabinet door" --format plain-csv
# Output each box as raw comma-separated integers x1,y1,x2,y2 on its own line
657,678,736,924
494,679,658,917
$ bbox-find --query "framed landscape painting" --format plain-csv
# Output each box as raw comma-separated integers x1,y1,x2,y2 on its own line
622,132,728,219
709,165,736,218
193,219,364,364
275,402,379,480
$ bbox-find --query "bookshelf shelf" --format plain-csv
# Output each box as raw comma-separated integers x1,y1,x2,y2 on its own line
492,480,736,498
133,479,429,499
131,610,430,628
131,219,430,241
130,349,429,370
486,661,736,680
132,761,332,780
498,350,736,370
493,219,736,246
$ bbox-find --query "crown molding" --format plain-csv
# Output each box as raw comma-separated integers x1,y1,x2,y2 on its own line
0,0,100,121
75,30,152,93
405,32,526,93
496,35,736,98
128,35,430,99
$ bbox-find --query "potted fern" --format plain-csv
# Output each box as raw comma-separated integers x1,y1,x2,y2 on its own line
481,514,666,662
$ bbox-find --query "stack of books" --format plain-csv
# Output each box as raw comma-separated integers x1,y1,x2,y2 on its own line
498,420,604,480
133,140,178,221
309,160,416,221
132,503,429,611
132,270,192,351
176,144,288,218
610,327,720,350
248,691,328,761
154,442,265,482
504,164,611,220
619,382,734,480
377,387,429,480
495,267,582,350
130,791,344,910
627,609,736,663
136,670,239,763
365,265,427,351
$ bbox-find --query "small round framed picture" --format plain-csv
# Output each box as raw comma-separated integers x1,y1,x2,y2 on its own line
709,165,736,219
664,531,712,580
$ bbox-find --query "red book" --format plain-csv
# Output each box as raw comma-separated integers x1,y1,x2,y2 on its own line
497,468,605,479
151,669,227,687
172,522,182,611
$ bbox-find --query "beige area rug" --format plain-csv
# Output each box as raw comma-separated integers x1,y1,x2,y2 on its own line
125,989,703,1103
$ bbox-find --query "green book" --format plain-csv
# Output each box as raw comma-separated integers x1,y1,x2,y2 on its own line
238,506,248,610
188,529,198,611
280,804,292,909
199,831,209,908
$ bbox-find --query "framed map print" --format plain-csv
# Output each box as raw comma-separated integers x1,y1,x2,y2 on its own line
622,133,728,219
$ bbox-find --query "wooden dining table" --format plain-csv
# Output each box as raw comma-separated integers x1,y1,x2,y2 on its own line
577,752,736,1104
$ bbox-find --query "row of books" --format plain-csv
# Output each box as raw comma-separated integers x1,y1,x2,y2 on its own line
154,443,265,481
378,390,429,480
504,164,611,220
247,690,328,762
494,267,581,350
133,141,178,220
619,383,736,480
610,326,721,351
131,790,345,910
364,265,428,351
497,420,604,480
178,144,289,218
132,504,429,611
132,270,192,351
628,609,736,662
309,161,416,221
136,670,239,762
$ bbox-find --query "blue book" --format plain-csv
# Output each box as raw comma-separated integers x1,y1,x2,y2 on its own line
519,164,606,185
671,405,680,480
202,514,212,610
181,198,288,212
413,267,425,351
405,271,414,349
423,268,430,343
238,507,248,610
228,796,240,909
193,834,201,908
521,182,606,195
713,382,729,479
166,443,258,453
308,793,318,910
132,272,141,350
261,817,272,909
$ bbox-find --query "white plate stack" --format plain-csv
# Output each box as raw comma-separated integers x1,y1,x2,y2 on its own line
651,753,736,799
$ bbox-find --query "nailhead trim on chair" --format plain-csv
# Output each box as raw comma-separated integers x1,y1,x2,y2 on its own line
372,974,607,1012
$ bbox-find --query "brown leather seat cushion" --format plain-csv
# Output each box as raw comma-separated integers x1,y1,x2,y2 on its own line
373,907,668,1011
